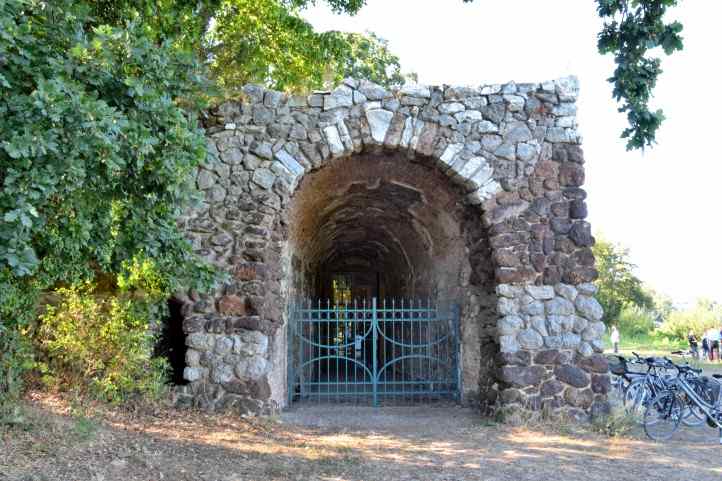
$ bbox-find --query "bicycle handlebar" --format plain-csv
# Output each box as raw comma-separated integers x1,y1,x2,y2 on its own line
611,353,702,376
662,356,702,375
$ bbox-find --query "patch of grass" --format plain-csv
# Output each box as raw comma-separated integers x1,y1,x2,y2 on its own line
72,415,98,441
604,331,722,374
66,396,99,441
0,404,27,429
317,451,361,470
554,420,577,437
263,463,292,479
589,406,636,438
604,332,686,354
478,418,497,427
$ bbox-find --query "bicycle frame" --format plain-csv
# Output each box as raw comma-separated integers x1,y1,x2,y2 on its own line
670,375,722,429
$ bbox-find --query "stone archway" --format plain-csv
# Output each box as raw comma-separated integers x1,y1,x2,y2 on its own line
282,150,497,406
175,76,611,421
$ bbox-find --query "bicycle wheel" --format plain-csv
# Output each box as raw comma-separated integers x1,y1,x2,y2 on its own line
644,390,683,441
624,379,651,422
680,378,708,427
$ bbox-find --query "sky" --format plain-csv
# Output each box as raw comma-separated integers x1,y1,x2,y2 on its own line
301,0,722,306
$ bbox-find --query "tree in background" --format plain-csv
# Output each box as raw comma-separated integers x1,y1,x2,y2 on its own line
616,305,656,337
658,298,722,340
207,1,407,92
592,236,721,341
87,0,409,93
592,235,654,326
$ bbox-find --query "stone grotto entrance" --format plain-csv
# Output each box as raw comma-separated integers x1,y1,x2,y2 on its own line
175,76,612,421
284,152,487,405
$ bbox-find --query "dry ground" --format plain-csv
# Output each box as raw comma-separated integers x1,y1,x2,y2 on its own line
2,393,721,481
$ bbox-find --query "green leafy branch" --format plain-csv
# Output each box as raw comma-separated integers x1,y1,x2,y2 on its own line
596,0,683,150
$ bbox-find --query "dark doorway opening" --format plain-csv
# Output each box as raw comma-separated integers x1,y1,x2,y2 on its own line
155,298,188,385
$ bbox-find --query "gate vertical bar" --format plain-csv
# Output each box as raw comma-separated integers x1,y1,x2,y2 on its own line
299,299,305,400
372,297,378,407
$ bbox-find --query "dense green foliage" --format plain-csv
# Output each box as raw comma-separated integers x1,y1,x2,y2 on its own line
0,0,216,413
207,0,407,92
37,284,168,403
87,0,406,93
0,270,36,420
329,31,410,87
592,235,654,325
596,0,684,150
0,0,215,286
87,0,219,51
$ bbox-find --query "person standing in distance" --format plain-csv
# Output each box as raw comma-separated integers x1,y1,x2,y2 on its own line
687,330,699,359
610,325,620,354
707,327,722,361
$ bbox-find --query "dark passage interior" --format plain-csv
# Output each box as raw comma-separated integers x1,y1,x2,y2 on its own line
287,152,469,302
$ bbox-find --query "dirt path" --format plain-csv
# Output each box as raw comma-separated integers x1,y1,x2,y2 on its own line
2,394,721,481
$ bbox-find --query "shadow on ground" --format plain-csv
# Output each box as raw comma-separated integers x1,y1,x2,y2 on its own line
2,395,721,481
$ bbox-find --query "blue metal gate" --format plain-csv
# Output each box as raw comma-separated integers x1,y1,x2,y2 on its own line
288,298,461,405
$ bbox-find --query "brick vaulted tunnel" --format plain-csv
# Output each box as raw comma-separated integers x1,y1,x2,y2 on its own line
286,152,483,301
174,77,612,422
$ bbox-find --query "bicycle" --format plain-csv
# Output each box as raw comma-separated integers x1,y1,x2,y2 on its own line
622,354,673,421
643,359,722,443
608,354,641,400
622,354,707,427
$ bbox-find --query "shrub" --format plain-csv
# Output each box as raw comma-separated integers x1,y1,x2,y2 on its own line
658,299,722,340
590,406,636,437
616,305,656,337
0,326,34,423
36,285,168,403
0,270,37,422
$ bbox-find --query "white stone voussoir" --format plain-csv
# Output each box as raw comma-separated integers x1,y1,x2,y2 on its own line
365,108,394,144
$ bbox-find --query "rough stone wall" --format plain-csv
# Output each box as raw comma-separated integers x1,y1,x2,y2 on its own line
173,75,610,420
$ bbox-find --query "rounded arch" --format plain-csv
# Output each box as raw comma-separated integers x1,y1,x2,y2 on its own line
269,146,499,407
